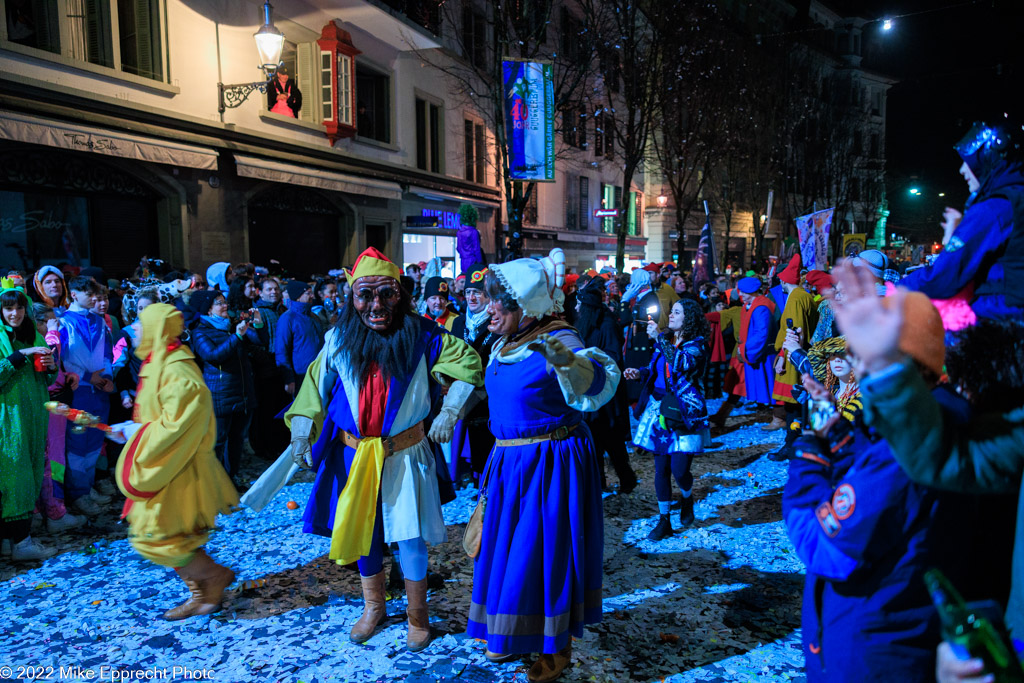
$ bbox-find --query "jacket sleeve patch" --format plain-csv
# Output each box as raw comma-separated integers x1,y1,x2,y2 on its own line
832,483,856,520
816,502,842,537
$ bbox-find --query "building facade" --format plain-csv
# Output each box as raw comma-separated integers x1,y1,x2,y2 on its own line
0,0,501,279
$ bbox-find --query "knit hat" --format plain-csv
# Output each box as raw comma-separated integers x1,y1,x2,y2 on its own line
189,289,221,315
849,249,888,279
424,276,449,300
563,273,580,293
737,276,761,294
882,291,945,377
286,280,311,302
345,247,401,285
465,264,488,292
206,262,230,292
778,254,801,285
805,270,833,293
489,248,566,318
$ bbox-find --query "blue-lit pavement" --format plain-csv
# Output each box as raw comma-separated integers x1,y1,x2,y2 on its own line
1,400,804,682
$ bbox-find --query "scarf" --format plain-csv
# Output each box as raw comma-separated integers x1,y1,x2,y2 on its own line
201,314,231,331
464,308,490,341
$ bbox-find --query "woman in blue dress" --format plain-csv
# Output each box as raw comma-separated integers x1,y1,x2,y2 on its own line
625,298,710,541
467,248,620,683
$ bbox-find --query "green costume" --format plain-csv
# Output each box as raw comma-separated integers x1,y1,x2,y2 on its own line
0,327,52,522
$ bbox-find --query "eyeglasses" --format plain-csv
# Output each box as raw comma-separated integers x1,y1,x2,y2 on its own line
356,286,399,302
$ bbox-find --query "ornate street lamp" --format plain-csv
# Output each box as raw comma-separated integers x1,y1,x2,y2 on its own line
218,2,286,114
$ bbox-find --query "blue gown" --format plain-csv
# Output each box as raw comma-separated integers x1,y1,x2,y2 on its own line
467,330,610,654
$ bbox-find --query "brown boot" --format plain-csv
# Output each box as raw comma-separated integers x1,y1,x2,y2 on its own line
163,548,235,621
349,571,387,643
760,417,788,431
710,400,736,427
405,578,431,652
528,643,572,682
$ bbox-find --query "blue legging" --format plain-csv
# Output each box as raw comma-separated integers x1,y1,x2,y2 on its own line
356,496,428,581
653,452,693,502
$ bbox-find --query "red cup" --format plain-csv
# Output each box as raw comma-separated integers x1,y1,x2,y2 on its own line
32,353,50,372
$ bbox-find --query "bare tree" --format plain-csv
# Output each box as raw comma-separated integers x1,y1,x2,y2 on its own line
652,3,747,265
411,0,593,260
578,0,662,272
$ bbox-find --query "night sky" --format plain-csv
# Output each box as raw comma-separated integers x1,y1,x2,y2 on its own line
851,0,1024,237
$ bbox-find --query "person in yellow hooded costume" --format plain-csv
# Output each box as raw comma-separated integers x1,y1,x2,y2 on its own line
111,303,239,620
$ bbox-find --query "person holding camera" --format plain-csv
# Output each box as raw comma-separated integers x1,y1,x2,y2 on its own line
188,290,266,485
624,298,710,541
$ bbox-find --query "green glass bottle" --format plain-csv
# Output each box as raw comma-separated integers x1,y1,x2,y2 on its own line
924,569,1024,682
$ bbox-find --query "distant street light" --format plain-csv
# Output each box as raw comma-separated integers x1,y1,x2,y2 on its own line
938,192,946,197
882,18,893,31
908,187,921,196
218,2,286,113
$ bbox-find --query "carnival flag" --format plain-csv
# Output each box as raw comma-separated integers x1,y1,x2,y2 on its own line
692,221,717,287
502,60,555,182
794,208,834,271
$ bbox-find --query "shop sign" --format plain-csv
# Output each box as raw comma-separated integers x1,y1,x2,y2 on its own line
420,209,462,230
407,215,440,228
594,209,619,217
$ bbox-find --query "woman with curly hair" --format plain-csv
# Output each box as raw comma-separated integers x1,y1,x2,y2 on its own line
625,298,711,541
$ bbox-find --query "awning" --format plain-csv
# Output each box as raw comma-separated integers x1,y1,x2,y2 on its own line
234,155,402,200
408,186,501,208
0,110,218,170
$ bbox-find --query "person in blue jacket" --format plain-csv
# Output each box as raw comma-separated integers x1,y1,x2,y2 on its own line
735,276,777,409
189,290,266,483
276,280,326,397
900,120,1024,321
783,291,1009,682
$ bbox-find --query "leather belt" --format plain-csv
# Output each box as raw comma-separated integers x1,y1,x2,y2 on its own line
494,423,578,447
341,422,426,457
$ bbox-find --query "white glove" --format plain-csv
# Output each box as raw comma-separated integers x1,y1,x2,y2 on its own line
428,380,477,443
527,333,576,367
290,415,314,469
108,421,142,444
428,407,458,443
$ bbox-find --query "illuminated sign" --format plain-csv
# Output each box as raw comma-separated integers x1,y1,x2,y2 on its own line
594,209,619,217
420,209,462,230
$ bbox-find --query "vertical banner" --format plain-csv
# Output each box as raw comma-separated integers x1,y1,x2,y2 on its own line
692,222,717,287
502,60,555,182
794,208,834,270
842,233,867,258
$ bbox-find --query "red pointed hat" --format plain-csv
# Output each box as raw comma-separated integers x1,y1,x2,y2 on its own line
804,270,833,293
778,254,802,285
346,247,401,284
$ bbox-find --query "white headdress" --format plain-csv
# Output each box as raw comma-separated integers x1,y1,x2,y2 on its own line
490,248,566,318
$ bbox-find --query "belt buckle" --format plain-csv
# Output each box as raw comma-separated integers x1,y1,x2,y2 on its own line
551,425,570,440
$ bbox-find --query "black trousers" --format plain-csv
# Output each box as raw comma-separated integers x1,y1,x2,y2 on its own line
588,417,637,487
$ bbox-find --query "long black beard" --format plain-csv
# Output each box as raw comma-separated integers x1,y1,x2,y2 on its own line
333,297,420,384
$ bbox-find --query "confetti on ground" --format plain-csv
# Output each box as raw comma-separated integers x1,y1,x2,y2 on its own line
2,399,805,681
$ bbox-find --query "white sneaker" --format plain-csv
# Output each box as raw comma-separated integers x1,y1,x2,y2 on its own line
72,496,103,517
94,479,117,497
46,513,86,533
11,536,57,562
89,488,112,505
1,538,10,557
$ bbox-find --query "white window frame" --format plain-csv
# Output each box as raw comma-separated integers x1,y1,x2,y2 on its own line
0,0,174,92
414,89,444,175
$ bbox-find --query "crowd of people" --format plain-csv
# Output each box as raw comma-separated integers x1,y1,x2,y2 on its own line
1,119,1022,682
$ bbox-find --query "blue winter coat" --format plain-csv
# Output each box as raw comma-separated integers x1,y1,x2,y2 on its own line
900,164,1024,321
275,300,327,384
191,320,262,416
782,386,997,683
